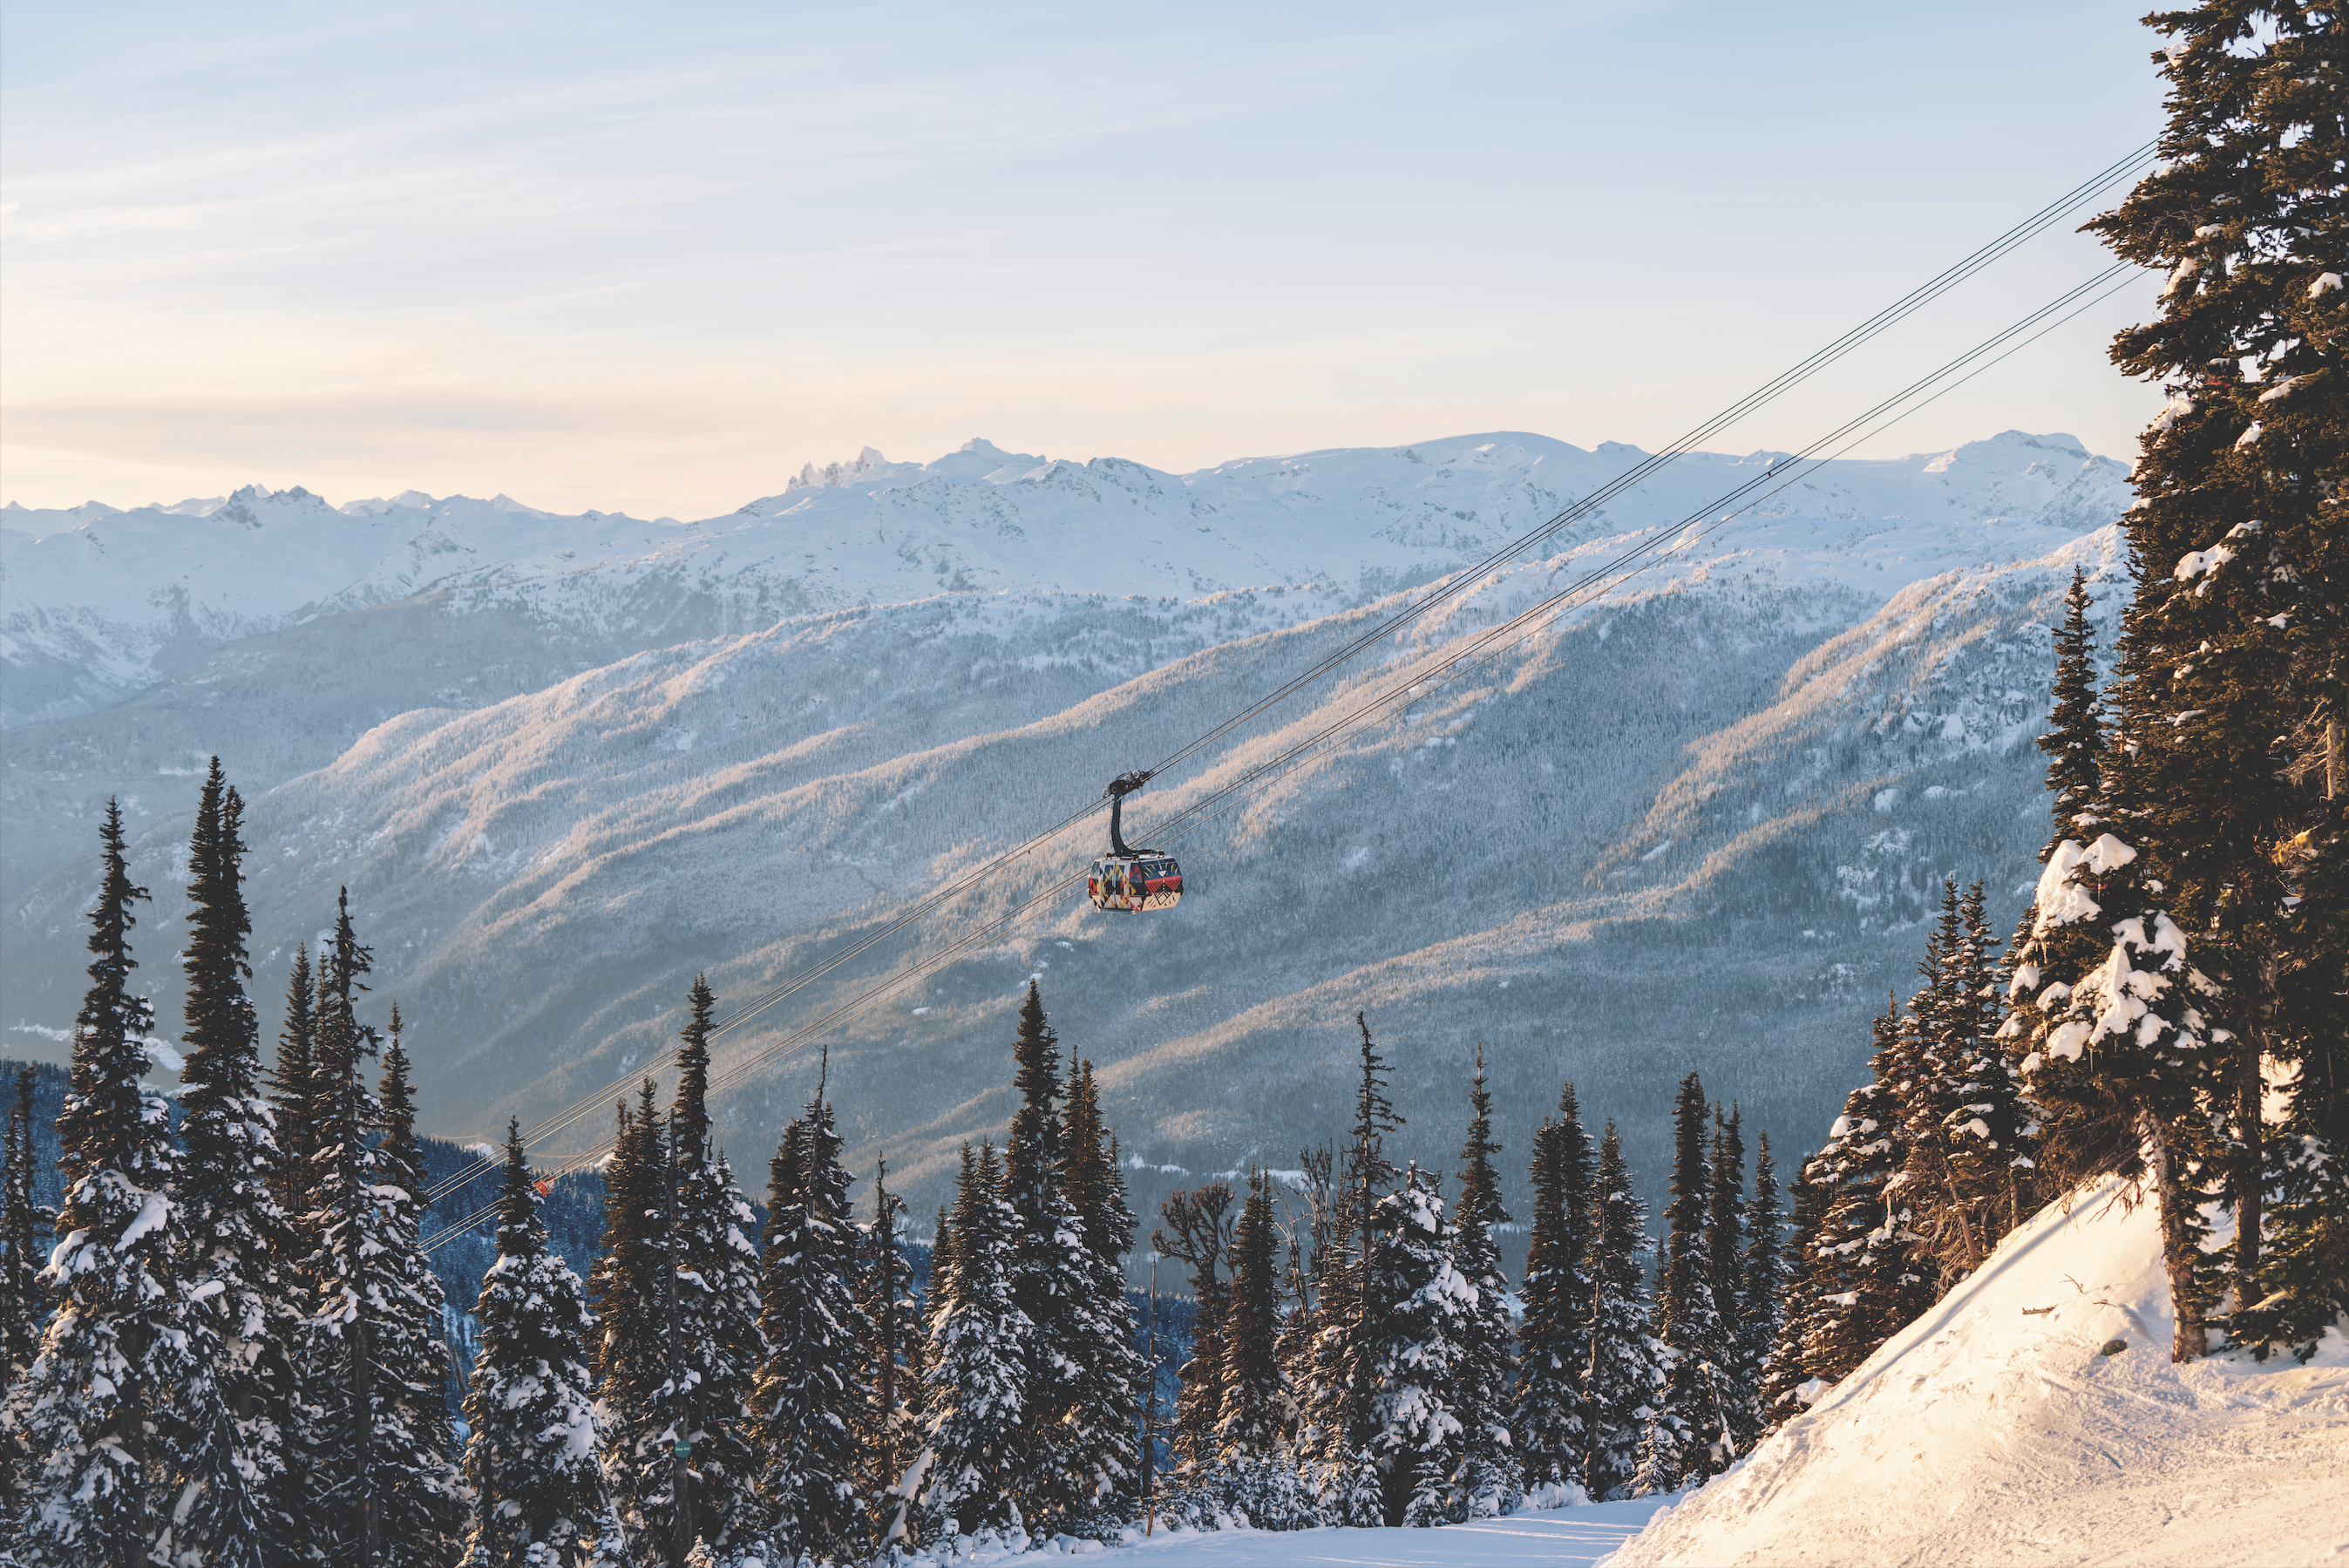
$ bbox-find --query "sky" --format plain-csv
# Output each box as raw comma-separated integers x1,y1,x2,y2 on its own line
1,1,2175,519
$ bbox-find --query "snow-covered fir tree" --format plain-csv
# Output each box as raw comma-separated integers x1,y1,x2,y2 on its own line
4,801,211,1566
858,1158,925,1552
648,977,768,1558
587,1078,668,1545
919,1142,1033,1542
173,760,302,1567
1702,1106,1746,1459
2,1065,46,1388
1051,1056,1144,1532
1579,1123,1666,1503
462,1120,614,1568
300,895,466,1568
1649,1073,1723,1485
2084,0,2346,1356
1731,1130,1785,1452
1795,1000,1933,1385
2006,757,2222,1361
1446,1049,1518,1520
264,943,320,1230
1895,877,2026,1292
1756,1150,1833,1431
1303,1015,1403,1512
1362,1164,1465,1526
750,1076,871,1566
1513,1079,1594,1497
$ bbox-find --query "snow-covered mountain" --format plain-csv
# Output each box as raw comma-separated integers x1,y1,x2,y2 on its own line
1,429,2135,1228
1612,1178,2349,1566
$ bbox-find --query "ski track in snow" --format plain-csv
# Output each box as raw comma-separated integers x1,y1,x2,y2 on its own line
1610,1179,2349,1568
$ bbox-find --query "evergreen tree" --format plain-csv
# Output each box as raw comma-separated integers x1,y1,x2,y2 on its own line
1579,1123,1667,1504
2,1065,46,1383
5,800,208,1567
301,893,466,1568
920,1143,1033,1541
1446,1048,1518,1520
1731,1131,1785,1452
651,977,767,1558
1756,1152,1833,1430
1362,1165,1465,1527
1305,1014,1403,1497
1216,1168,1287,1463
1897,878,2025,1292
750,1075,870,1566
1052,1057,1144,1531
1650,1072,1723,1484
859,1159,924,1551
2083,0,2346,1358
1704,1106,1746,1455
173,760,302,1567
2043,567,2107,858
1796,1001,1933,1384
587,1081,669,1547
463,1120,614,1568
1513,1079,1594,1496
266,943,320,1227
2010,777,2223,1361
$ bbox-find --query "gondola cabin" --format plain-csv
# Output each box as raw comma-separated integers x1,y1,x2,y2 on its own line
1090,854,1183,913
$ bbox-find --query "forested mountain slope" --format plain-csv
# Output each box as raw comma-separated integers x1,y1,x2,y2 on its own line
1,430,2132,1232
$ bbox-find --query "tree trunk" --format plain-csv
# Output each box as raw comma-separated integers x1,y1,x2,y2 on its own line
2140,1111,2208,1362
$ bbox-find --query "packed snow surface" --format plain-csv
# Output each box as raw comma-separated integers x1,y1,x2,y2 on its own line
1612,1178,2349,1567
884,1498,1673,1565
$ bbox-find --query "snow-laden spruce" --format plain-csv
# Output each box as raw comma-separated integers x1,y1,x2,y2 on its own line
461,1119,618,1568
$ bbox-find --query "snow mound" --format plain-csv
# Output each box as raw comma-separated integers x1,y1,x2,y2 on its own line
1612,1178,2349,1567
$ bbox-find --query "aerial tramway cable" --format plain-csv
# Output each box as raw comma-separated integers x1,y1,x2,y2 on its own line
419,254,2151,1254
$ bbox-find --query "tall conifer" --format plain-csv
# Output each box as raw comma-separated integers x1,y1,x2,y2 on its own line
750,1076,870,1566
651,977,767,1558
2082,0,2345,1356
1704,1106,1746,1451
174,763,301,1566
1052,1057,1144,1531
1362,1165,1465,1526
1732,1131,1785,1451
6,801,207,1566
588,1081,669,1544
920,1143,1032,1541
859,1159,925,1549
1797,1001,1932,1384
1,1066,44,1383
1447,1048,1518,1519
463,1120,614,1568
1513,1079,1594,1496
1216,1168,1286,1463
1651,1072,1724,1483
1580,1123,1666,1503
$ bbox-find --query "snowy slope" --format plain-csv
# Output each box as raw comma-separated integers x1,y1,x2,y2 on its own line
1612,1179,2349,1568
1,429,2135,1236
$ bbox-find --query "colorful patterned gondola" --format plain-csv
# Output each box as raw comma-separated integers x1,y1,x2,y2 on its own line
1088,769,1184,913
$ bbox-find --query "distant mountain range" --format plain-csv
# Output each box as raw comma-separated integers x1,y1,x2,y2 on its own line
0,430,2133,1247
